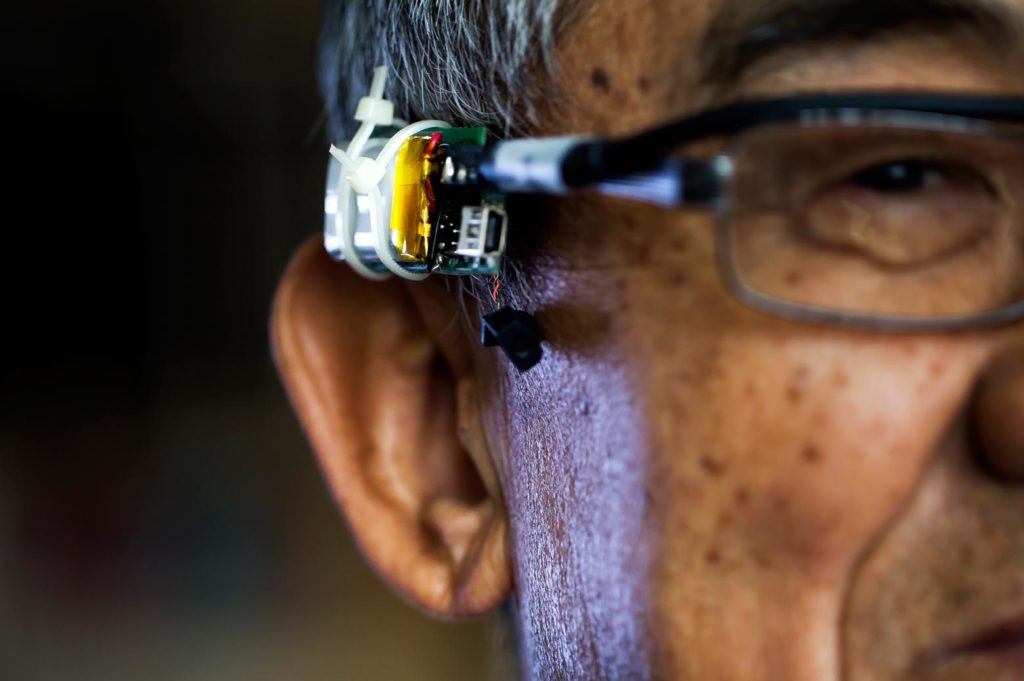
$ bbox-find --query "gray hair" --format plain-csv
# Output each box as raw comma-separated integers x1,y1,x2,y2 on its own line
319,0,580,142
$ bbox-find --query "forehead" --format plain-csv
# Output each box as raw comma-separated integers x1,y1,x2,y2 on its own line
551,0,1024,136
549,0,707,133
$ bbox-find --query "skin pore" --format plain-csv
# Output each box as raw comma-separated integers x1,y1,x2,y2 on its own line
273,0,1024,678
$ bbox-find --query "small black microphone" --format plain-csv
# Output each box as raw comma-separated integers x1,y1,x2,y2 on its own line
480,308,543,373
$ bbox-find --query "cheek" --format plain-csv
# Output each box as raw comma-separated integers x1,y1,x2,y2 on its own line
642,328,984,581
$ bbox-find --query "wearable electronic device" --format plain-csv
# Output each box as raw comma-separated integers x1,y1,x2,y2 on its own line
325,67,546,370
326,67,1024,372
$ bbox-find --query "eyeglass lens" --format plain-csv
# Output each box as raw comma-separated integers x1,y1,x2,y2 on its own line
724,118,1024,320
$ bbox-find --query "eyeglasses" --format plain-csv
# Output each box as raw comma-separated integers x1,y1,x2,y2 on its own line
329,88,1024,333
554,94,1024,332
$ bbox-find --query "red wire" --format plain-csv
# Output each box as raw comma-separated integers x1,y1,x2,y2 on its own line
424,177,437,213
422,132,443,214
424,131,442,156
491,274,501,305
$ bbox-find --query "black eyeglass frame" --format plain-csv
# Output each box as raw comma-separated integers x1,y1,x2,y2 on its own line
566,93,1024,332
567,92,1024,182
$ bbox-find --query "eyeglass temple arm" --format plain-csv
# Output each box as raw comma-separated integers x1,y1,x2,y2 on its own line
591,158,725,207
450,137,723,208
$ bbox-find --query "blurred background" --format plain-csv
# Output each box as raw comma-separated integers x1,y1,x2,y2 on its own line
3,1,492,678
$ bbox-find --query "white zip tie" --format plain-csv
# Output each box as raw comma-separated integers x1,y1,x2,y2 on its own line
329,66,451,281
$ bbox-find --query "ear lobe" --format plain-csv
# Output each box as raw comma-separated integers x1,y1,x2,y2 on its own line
271,237,511,616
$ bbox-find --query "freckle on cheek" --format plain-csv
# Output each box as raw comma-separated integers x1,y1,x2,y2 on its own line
734,487,750,506
704,548,721,564
699,455,727,477
673,369,695,386
785,366,812,403
667,272,688,288
590,67,611,93
833,369,849,388
751,551,773,570
801,445,823,464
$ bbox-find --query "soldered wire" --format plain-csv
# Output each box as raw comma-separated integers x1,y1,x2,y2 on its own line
424,131,442,156
491,272,502,308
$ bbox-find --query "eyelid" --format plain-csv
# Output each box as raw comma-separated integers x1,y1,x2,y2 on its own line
782,142,995,206
812,144,950,183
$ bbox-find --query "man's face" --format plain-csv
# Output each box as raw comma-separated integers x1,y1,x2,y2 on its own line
484,0,1024,678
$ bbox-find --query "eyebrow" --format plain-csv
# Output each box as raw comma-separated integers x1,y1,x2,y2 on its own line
699,0,1018,88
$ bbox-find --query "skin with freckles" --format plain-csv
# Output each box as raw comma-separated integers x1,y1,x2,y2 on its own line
273,0,1024,678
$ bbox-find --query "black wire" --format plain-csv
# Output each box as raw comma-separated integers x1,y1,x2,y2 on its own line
568,92,1024,185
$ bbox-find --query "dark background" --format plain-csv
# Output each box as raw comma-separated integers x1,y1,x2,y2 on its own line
3,1,489,678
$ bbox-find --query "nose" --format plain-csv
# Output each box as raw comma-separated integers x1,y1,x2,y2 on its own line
972,346,1024,481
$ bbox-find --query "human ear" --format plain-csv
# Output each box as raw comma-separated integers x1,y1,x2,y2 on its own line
271,237,511,616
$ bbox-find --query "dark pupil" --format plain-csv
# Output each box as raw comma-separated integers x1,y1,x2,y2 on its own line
851,160,929,192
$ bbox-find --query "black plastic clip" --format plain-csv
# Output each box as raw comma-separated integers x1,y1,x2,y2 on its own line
481,308,543,373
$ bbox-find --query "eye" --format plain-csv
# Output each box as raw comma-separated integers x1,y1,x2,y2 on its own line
797,156,999,267
849,159,944,193
726,123,1024,318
